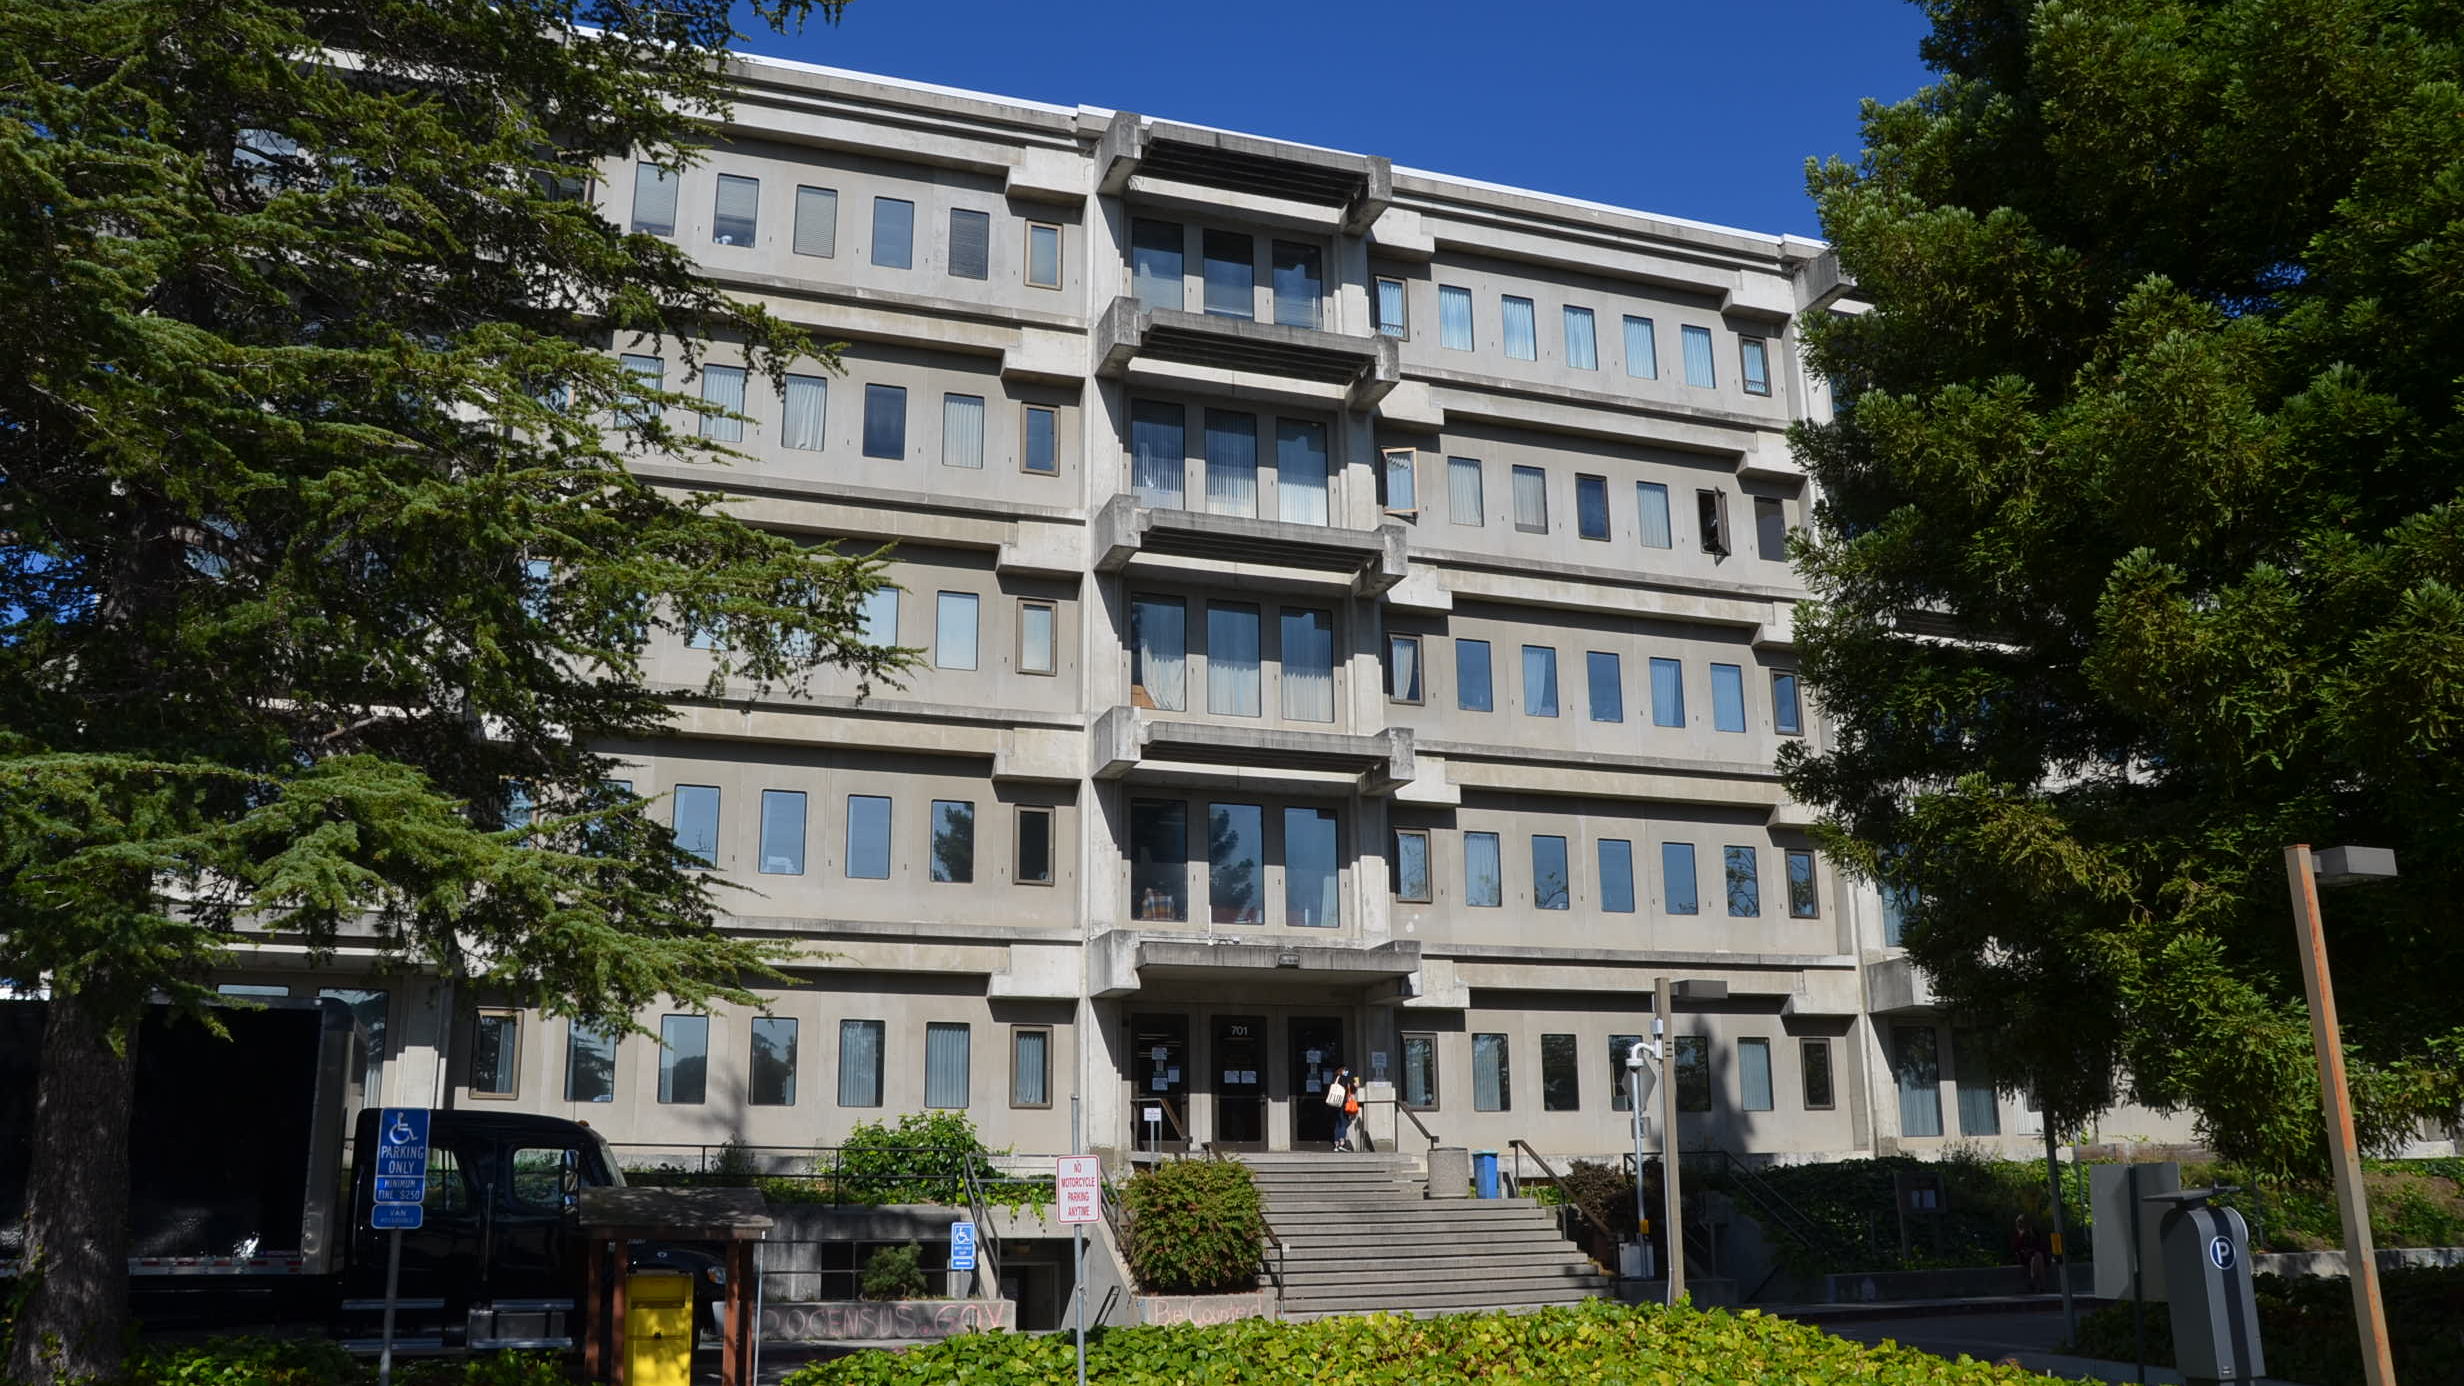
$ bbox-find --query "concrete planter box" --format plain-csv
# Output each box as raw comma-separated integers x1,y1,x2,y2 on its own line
2254,1246,2464,1279
1133,1291,1273,1326
760,1298,1016,1341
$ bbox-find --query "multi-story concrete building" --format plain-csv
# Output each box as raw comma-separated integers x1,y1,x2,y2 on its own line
216,53,2077,1168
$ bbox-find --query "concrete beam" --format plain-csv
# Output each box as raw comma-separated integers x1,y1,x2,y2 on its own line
1097,110,1145,196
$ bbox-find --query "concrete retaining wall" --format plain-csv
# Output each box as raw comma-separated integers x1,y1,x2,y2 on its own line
2254,1245,2464,1279
761,1298,1016,1341
1133,1291,1274,1326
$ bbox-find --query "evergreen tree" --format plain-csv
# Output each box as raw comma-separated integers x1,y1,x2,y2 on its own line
1788,0,2464,1172
0,1,896,1377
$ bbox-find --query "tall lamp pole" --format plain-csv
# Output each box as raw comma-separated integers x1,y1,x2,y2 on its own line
2284,844,2399,1386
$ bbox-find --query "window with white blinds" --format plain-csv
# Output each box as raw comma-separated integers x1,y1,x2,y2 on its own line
1204,409,1257,517
1010,1028,1050,1107
712,174,757,246
924,1023,971,1109
1448,456,1484,526
948,208,990,280
781,375,826,451
1511,465,1548,533
941,393,985,469
1501,296,1538,361
1637,481,1674,548
698,365,745,443
630,164,676,236
1277,420,1329,525
1281,608,1334,723
793,186,837,258
838,1020,884,1107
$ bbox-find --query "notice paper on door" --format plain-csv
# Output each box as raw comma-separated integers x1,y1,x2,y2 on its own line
1223,1069,1240,1085
1240,1070,1257,1084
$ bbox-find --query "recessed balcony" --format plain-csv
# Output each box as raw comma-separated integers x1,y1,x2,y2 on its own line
1094,298,1398,407
1091,705,1412,795
1099,113,1392,233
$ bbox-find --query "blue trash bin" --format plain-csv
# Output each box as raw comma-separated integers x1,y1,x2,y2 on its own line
1472,1149,1500,1199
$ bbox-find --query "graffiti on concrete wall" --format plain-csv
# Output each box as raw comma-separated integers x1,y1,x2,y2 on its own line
1134,1292,1270,1327
762,1298,1016,1341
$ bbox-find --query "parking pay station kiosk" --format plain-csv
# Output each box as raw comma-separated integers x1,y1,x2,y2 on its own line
2145,1187,2266,1385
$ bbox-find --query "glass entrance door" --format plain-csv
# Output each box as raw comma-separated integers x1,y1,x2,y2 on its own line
1213,1015,1267,1151
1130,1013,1190,1152
1288,1016,1345,1149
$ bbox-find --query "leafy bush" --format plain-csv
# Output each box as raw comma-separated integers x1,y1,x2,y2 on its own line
1121,1157,1265,1295
112,1338,568,1386
1700,1152,2095,1275
835,1111,992,1206
780,1299,2064,1384
2190,1159,2464,1252
1555,1158,1639,1232
859,1242,931,1301
2069,1265,2464,1386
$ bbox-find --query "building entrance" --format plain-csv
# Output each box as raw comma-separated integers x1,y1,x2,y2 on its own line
1288,1016,1344,1149
1213,1015,1268,1151
1129,1013,1191,1152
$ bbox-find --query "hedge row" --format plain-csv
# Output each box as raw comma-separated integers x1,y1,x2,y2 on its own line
0,1338,569,1386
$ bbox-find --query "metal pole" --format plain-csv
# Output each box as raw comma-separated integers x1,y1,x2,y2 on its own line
1072,1093,1086,1386
378,1227,402,1386
1627,1064,1653,1280
2285,845,2399,1386
2129,1164,2146,1386
2044,1121,2077,1343
1656,976,1683,1305
752,1231,767,1386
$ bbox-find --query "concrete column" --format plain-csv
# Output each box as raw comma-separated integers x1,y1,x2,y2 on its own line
387,974,455,1110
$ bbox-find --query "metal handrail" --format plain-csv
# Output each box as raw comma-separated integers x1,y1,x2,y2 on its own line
958,1152,1004,1299
1508,1139,1623,1260
1257,1217,1287,1321
1397,1102,1441,1150
1135,1093,1192,1148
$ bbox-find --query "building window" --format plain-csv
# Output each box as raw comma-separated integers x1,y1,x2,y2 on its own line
1374,277,1407,337
838,1019,885,1107
1563,306,1598,370
672,785,719,867
1787,849,1820,918
1131,219,1183,310
1276,420,1330,526
1019,600,1057,676
1011,1027,1052,1107
845,795,891,879
1393,828,1432,902
1773,671,1803,736
941,393,986,469
1131,798,1189,922
1675,1035,1711,1112
1609,1034,1644,1110
1599,839,1636,914
1026,222,1062,289
565,1023,615,1103
1511,465,1548,533
1129,594,1187,711
1203,409,1257,517
618,353,662,427
1739,1037,1774,1112
870,196,913,269
947,207,990,280
712,173,758,246
930,800,975,883
1755,496,1788,560
1501,295,1538,360
1131,399,1186,509
1894,1024,1943,1136
859,587,898,648
1650,657,1686,728
1438,284,1474,350
1883,870,1916,946
631,164,678,237
1955,1029,2000,1135
1623,315,1657,379
1682,324,1716,387
1575,474,1610,541
1541,1033,1581,1111
1662,842,1699,915
1456,638,1494,712
658,1014,708,1105
935,592,979,670
1741,337,1772,396
1402,1034,1439,1109
1698,489,1730,554
1388,633,1423,703
1272,241,1322,329
1473,1033,1511,1111
1023,405,1059,474
1448,456,1485,526
471,1011,520,1098
1637,481,1674,549
1587,650,1623,723
1464,831,1503,908
1286,807,1341,928
750,1017,798,1107
1788,1039,1832,1111
699,364,745,442
1208,802,1264,925
1532,835,1570,911
1206,602,1262,717
861,383,906,460
793,185,837,257
1724,846,1761,917
1382,448,1417,513
1016,806,1055,886
759,789,806,876
1202,229,1252,318
923,1022,971,1109
1711,662,1747,732
1522,645,1559,717
782,374,827,451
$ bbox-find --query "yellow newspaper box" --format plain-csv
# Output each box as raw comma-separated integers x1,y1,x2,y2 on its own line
624,1268,695,1386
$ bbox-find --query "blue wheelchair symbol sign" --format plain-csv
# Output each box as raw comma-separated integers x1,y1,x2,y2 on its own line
949,1220,978,1272
2208,1235,2235,1271
370,1108,431,1211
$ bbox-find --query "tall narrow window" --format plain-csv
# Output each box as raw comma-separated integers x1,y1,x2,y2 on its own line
1271,241,1322,329
1387,634,1423,703
1131,219,1184,310
1464,831,1503,907
1542,1034,1580,1111
1129,594,1187,711
1374,277,1407,337
935,592,979,670
1130,399,1185,509
859,587,899,648
861,383,906,460
750,1017,798,1107
930,800,975,884
1501,296,1538,360
1787,848,1820,917
1011,1027,1052,1107
759,789,806,875
845,795,891,879
1473,1033,1511,1111
1801,1038,1836,1109
1202,229,1252,318
1203,409,1258,516
1563,306,1598,369
1511,465,1548,533
631,164,679,237
658,1015,709,1104
1682,324,1716,387
1393,828,1432,902
699,365,746,443
782,375,827,451
1662,842,1699,915
1724,846,1761,917
1576,474,1609,540
1532,835,1570,911
1698,489,1731,554
1023,405,1059,475
1609,1034,1645,1110
1522,645,1559,718
712,174,758,246
1130,798,1188,922
1741,337,1772,396
1448,456,1485,526
1438,285,1474,350
947,208,990,280
1623,315,1658,378
1675,1035,1712,1112
924,1022,971,1108
1276,420,1330,525
1650,658,1686,727
1637,481,1674,549
1894,1024,1943,1136
1026,222,1062,288
941,393,986,469
1955,1029,2000,1135
1383,449,1417,513
565,1024,615,1103
1403,1034,1438,1109
1207,603,1262,717
1456,638,1494,711
1711,663,1747,732
672,785,719,867
1598,839,1636,913
618,353,662,427
1208,803,1264,924
838,1019,885,1107
870,196,914,269
1739,1037,1774,1112
792,185,837,257
1282,608,1334,723
1015,806,1054,885
1284,806,1340,928
1018,599,1056,676
1587,650,1623,723
471,1012,520,1097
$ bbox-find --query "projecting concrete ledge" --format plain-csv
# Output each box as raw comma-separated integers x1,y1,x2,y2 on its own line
1089,930,1422,996
1091,705,1414,793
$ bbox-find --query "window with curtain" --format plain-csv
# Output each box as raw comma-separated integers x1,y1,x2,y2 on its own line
1375,277,1407,337
672,785,719,866
1019,600,1056,675
870,196,913,269
1541,1034,1580,1111
1587,650,1622,722
947,208,990,280
1801,1039,1835,1109
1130,399,1186,509
924,1022,971,1108
1650,658,1686,727
1439,285,1474,350
1011,1028,1051,1107
1403,1034,1438,1108
1208,802,1264,924
1284,806,1340,928
1465,831,1502,907
1532,836,1569,911
1026,222,1061,288
793,185,837,257
1608,1034,1644,1110
750,1017,798,1106
658,1015,708,1104
1741,337,1772,395
935,592,978,670
860,587,898,648
1663,841,1699,915
930,800,974,883
1624,315,1657,378
838,1019,885,1107
1207,603,1261,717
1894,1024,1943,1136
759,789,806,875
1725,846,1760,917
1739,1038,1775,1112
1129,594,1186,711
1675,1035,1712,1112
941,394,986,469
1388,634,1422,703
1202,229,1252,318
1599,839,1636,913
1637,481,1674,549
1131,219,1183,311
1456,638,1494,711
1015,807,1054,885
471,1012,519,1097
1563,306,1598,369
1522,645,1558,717
1383,449,1417,512
1954,1029,2000,1135
1203,409,1258,516
1576,474,1609,540
698,365,746,442
1276,420,1330,525
845,795,891,879
1393,828,1431,902
1682,324,1716,387
1473,1033,1511,1111
712,174,758,246
1787,849,1820,917
1023,405,1058,474
1501,295,1538,360
1272,241,1322,329
1448,456,1485,526
782,374,827,450
1280,607,1334,722
565,1024,616,1102
1130,798,1189,922
1711,663,1747,732
631,163,677,236
618,353,662,427
1511,465,1548,532
861,383,906,459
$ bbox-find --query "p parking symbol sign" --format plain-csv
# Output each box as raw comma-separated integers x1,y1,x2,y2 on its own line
2208,1235,2235,1271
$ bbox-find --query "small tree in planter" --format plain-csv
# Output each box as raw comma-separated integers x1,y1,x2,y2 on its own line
1122,1158,1267,1295
859,1243,931,1301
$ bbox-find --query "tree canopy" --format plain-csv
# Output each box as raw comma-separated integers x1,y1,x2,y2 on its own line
1788,0,2464,1173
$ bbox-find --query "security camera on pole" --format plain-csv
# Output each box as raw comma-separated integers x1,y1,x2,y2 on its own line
1624,1030,1662,1284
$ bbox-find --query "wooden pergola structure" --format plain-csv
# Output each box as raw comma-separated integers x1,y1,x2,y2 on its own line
577,1187,774,1386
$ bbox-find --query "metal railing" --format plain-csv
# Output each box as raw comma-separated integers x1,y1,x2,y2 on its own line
1133,1094,1192,1152
1507,1140,1623,1264
957,1153,1004,1299
1397,1102,1441,1150
606,1142,1055,1213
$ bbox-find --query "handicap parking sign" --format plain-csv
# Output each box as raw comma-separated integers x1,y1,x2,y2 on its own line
949,1220,978,1272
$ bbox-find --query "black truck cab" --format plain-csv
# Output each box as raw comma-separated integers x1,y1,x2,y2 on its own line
343,1109,620,1310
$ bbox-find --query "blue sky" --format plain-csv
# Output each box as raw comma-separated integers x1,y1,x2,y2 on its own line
740,0,1938,239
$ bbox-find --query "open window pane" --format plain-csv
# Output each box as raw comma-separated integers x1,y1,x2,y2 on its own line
759,790,806,875
658,1015,708,1105
1285,807,1340,928
1208,803,1264,924
750,1018,798,1106
930,800,975,883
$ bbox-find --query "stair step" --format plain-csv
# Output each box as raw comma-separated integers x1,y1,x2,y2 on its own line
1276,1283,1610,1311
1269,1251,1602,1276
1260,1196,1539,1212
1279,1295,1601,1322
1277,1264,1601,1288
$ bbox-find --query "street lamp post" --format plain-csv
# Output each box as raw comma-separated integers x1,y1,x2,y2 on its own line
2283,843,2399,1386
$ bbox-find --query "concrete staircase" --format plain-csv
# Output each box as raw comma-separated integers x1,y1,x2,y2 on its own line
1242,1152,1613,1320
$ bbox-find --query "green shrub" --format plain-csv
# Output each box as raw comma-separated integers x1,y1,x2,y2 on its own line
835,1111,993,1205
1698,1153,2095,1276
710,1136,761,1186
1121,1157,1265,1295
126,1336,356,1386
779,1299,2064,1384
859,1242,931,1301
1554,1158,1638,1231
2068,1265,2464,1386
